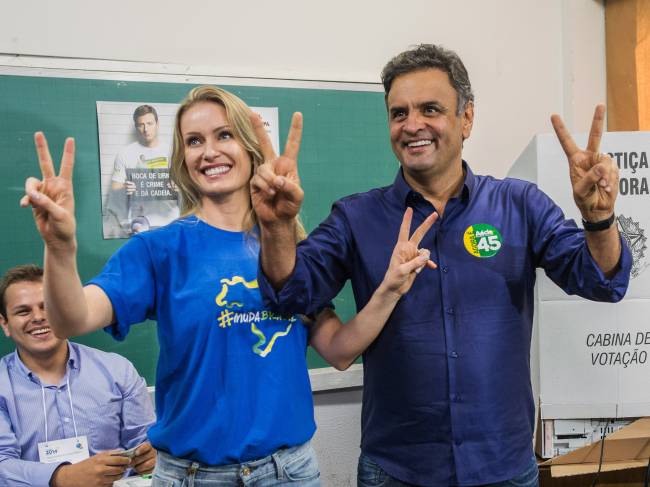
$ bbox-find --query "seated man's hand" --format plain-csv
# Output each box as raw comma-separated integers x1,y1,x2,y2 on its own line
50,451,130,487
131,441,156,474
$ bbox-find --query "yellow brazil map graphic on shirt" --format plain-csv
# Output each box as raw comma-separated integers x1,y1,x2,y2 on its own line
215,275,296,357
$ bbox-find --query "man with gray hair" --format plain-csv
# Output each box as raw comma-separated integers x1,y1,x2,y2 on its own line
251,44,631,486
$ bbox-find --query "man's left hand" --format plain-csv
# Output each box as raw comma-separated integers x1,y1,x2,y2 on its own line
551,104,619,222
130,442,156,475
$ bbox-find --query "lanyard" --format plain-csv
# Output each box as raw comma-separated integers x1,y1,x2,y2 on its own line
41,377,79,444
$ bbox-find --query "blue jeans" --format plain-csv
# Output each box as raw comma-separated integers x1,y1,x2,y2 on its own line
152,442,320,486
357,453,538,487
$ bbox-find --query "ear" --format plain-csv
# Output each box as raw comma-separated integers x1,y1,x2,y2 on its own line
461,101,475,140
0,315,10,338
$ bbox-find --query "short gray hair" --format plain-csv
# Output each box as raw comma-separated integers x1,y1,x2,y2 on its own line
381,44,474,115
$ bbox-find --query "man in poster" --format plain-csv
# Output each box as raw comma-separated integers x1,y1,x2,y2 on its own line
105,105,179,236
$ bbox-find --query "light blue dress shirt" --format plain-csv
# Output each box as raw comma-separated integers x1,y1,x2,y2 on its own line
0,341,155,486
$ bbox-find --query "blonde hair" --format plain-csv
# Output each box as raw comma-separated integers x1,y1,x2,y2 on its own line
171,85,306,241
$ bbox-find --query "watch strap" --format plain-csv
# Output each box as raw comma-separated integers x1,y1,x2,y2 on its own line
582,213,616,232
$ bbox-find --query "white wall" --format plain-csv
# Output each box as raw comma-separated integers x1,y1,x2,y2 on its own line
0,1,607,485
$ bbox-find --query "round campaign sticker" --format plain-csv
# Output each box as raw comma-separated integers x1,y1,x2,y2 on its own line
463,224,503,258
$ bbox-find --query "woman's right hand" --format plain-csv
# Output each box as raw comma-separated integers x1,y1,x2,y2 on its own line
379,208,438,298
20,132,77,251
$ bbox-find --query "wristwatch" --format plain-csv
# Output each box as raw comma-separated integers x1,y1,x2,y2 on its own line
582,213,616,232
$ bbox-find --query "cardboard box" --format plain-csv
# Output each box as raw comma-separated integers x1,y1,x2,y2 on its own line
539,417,650,486
509,132,650,420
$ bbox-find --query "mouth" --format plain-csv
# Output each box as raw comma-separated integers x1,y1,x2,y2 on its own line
26,326,52,340
404,139,433,148
402,138,435,156
201,164,232,177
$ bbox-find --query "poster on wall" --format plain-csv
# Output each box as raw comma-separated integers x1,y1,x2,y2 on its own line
97,101,280,239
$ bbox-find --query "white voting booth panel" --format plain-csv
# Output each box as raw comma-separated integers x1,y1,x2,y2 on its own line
509,131,650,421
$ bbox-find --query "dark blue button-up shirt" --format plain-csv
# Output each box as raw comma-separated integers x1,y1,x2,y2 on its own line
259,164,631,486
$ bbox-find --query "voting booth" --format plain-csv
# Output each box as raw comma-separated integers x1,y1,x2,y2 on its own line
508,132,650,458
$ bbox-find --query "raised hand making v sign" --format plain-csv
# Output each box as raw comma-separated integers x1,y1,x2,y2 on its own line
551,104,622,276
249,113,307,289
20,133,77,251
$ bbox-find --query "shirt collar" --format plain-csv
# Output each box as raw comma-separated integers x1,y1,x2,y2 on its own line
10,341,77,384
390,161,476,207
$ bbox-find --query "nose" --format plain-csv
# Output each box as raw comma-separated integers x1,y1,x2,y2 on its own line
403,112,424,134
32,308,46,323
203,140,218,161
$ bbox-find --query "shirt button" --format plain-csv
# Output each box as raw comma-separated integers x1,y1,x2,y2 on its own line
63,417,71,423
446,307,454,314
442,266,449,273
450,351,458,358
242,466,251,476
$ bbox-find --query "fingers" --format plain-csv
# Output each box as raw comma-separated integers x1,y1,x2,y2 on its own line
414,249,429,274
22,187,67,219
409,211,439,246
586,104,606,154
34,132,56,179
574,157,615,196
252,162,304,201
403,248,434,275
283,112,303,161
251,164,279,197
250,112,277,161
398,207,413,242
132,449,156,474
59,137,75,180
274,177,304,205
132,442,153,459
97,452,132,469
125,181,136,195
550,114,579,159
593,153,617,193
21,177,42,207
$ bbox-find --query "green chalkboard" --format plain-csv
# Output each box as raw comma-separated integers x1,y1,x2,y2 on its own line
0,73,396,383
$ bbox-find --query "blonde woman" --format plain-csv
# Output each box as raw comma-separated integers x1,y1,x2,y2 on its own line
22,86,435,486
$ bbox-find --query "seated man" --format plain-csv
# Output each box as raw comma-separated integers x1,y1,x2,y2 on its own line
0,264,156,486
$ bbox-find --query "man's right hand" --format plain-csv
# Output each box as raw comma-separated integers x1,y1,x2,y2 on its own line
124,181,137,196
250,112,304,228
20,132,77,252
50,451,131,487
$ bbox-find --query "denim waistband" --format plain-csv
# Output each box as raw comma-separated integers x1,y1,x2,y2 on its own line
157,441,312,474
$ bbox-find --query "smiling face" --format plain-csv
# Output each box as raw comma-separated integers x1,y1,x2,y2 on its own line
180,101,253,204
387,68,473,181
0,280,66,361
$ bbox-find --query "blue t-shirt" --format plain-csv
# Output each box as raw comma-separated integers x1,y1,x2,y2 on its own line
89,216,315,465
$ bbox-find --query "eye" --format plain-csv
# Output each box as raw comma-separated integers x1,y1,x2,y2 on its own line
423,104,440,115
186,136,201,147
422,103,446,115
391,109,407,121
218,130,233,140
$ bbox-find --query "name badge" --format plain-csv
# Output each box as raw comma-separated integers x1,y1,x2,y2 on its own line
38,435,90,464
